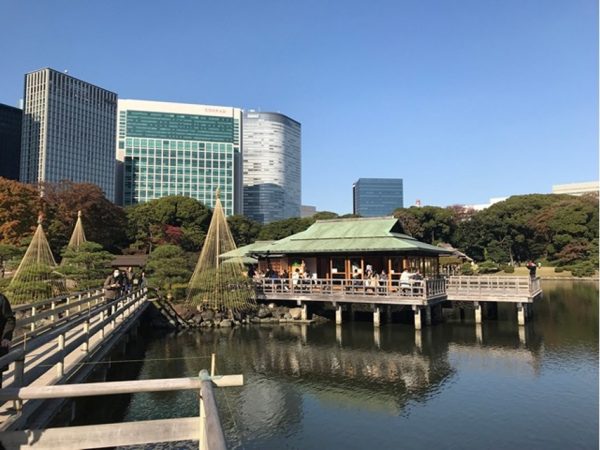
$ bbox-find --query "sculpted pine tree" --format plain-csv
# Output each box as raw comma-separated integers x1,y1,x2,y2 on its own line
186,191,256,312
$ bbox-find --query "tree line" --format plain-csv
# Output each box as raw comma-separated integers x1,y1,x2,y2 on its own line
0,177,597,296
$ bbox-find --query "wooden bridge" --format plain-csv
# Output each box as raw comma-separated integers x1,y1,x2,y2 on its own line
255,275,543,328
0,287,239,449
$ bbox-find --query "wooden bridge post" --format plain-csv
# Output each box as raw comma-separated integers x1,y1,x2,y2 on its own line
83,320,90,353
335,305,342,325
57,333,65,377
78,293,83,312
51,301,56,323
301,304,308,321
65,297,71,317
336,325,342,346
13,356,24,411
30,306,36,332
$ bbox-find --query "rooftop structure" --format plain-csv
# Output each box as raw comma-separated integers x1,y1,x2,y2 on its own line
552,181,599,196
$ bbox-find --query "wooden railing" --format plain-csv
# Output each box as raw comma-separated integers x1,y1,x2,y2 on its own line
255,277,447,301
0,369,243,449
0,288,148,412
446,276,539,298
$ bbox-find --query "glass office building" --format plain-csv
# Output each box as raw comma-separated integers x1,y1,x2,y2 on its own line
243,111,301,224
353,178,404,217
117,100,242,215
0,103,22,180
20,68,117,201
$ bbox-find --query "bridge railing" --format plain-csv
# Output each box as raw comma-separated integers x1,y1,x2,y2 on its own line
255,277,447,300
0,288,147,411
0,369,243,449
446,276,540,297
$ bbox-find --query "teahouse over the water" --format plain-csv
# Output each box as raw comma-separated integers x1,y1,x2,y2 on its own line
224,217,452,281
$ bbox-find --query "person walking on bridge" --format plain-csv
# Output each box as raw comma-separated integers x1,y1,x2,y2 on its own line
104,269,124,302
0,292,15,388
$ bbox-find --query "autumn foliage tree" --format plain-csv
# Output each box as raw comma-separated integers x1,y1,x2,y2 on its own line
0,177,42,245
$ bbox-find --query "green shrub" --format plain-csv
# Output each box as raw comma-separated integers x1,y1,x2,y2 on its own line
554,267,564,273
460,263,474,275
567,262,596,278
503,265,515,273
477,260,501,274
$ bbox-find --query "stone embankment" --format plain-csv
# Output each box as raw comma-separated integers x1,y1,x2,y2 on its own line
172,303,329,328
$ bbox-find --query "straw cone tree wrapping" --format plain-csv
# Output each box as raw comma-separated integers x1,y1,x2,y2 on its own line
186,192,256,312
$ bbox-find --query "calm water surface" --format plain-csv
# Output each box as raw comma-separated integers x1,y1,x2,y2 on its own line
82,281,599,449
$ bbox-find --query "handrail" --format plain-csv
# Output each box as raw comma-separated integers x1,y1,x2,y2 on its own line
0,371,243,450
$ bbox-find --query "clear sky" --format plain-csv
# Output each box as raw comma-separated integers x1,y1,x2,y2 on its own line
1,0,597,214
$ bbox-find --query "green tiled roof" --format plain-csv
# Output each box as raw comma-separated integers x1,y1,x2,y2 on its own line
231,218,452,256
219,241,276,259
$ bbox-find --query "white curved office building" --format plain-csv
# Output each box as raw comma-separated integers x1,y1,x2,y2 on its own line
242,111,301,224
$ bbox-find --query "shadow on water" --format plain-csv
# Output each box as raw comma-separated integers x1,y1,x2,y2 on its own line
59,281,598,450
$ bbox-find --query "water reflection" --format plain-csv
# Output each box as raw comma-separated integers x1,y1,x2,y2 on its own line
83,281,598,449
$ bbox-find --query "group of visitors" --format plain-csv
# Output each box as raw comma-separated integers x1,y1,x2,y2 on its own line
103,267,145,300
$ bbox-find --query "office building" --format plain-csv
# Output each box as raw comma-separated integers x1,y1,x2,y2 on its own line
353,178,404,217
300,205,317,218
117,100,243,215
552,181,599,196
20,68,117,201
0,103,22,180
242,111,301,223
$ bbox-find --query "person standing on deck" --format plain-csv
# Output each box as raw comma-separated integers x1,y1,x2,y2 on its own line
0,292,16,388
526,261,537,279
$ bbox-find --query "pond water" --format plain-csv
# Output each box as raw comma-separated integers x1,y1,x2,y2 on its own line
68,281,599,449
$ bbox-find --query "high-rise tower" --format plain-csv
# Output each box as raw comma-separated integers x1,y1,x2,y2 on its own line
117,99,243,215
242,111,301,224
20,68,117,201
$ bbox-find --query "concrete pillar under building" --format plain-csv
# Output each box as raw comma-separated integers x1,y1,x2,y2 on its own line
300,324,307,345
414,306,422,330
301,304,308,321
474,302,482,324
373,326,381,349
336,325,342,346
373,307,381,328
335,305,343,325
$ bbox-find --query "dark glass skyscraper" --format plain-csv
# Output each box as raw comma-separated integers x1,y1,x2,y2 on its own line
0,103,22,180
353,178,404,217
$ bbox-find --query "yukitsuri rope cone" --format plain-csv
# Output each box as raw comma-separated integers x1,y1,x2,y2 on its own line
66,210,87,250
7,215,67,304
186,190,257,313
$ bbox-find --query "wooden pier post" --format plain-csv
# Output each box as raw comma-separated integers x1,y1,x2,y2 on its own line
517,303,527,326
336,325,342,346
373,326,381,349
413,306,422,330
335,305,342,325
373,306,381,328
474,302,482,324
301,304,308,321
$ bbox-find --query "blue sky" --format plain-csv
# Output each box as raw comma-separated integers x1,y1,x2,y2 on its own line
1,0,597,214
